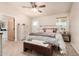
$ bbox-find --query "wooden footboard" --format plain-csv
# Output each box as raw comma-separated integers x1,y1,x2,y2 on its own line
23,42,53,56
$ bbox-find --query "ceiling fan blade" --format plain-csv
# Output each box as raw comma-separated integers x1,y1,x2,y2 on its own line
38,9,42,13
30,2,37,8
30,2,34,8
38,5,46,8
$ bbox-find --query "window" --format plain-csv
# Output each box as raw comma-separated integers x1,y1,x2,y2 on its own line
56,17,68,31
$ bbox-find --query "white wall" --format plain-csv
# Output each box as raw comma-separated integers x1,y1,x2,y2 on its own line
14,14,32,41
0,3,32,41
32,13,69,32
69,3,79,54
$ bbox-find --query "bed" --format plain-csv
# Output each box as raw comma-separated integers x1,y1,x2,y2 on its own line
24,26,66,54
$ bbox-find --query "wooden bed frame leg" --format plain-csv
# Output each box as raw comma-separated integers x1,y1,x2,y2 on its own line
58,47,60,51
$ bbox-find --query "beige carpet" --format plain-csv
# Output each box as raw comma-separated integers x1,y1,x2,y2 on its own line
2,40,79,56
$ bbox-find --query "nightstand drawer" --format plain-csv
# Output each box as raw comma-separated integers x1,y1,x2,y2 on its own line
62,34,71,42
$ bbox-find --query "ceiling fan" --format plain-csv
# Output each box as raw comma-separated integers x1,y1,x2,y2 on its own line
22,2,46,13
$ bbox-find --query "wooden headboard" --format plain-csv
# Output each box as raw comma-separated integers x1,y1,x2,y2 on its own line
39,25,57,33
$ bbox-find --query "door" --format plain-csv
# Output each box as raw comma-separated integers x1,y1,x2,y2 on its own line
8,16,15,41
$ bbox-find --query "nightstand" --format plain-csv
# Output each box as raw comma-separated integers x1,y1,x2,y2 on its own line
62,33,71,42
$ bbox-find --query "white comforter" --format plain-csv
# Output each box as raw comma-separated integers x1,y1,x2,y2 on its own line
26,32,66,54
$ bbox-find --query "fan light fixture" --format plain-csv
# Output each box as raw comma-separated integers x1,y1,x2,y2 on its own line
32,8,38,13
22,2,46,13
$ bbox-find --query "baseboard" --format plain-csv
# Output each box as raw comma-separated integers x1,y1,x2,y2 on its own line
70,43,79,54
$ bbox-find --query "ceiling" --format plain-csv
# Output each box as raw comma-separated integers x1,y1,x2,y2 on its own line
0,2,72,18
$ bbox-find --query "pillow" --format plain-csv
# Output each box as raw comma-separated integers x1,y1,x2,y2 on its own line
46,29,53,33
39,29,44,32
